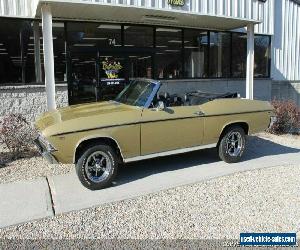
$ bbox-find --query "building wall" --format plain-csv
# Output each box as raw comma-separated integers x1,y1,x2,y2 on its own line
271,0,300,81
74,0,273,35
0,0,38,17
0,84,68,122
0,0,273,35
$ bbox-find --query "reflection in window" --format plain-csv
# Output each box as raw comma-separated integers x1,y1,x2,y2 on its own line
184,30,208,78
232,33,247,78
156,27,182,49
53,23,67,82
254,35,270,78
128,55,152,78
124,26,153,47
155,27,182,79
71,53,97,104
156,51,182,79
67,23,122,48
209,32,231,78
0,20,35,84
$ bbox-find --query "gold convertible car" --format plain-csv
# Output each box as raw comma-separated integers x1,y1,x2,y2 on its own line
35,79,275,190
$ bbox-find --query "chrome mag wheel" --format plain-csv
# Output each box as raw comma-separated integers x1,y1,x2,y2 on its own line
85,151,112,183
226,131,243,157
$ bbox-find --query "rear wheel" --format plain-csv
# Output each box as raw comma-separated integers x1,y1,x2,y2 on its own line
76,144,119,190
218,126,246,163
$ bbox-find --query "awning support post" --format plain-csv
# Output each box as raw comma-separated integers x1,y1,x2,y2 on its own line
246,23,255,100
41,4,56,111
33,21,42,83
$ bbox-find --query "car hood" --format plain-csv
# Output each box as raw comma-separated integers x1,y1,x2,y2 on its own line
35,101,141,137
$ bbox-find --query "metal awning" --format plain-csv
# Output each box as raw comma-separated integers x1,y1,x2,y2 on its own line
36,0,260,30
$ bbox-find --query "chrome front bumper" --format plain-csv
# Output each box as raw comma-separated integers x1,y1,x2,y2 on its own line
34,137,58,164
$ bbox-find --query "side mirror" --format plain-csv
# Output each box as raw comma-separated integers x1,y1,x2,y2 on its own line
156,101,166,111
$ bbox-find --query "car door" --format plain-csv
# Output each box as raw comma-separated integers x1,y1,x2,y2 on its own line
140,105,204,156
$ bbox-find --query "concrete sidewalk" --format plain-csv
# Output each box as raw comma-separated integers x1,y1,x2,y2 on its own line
0,136,300,228
0,178,53,228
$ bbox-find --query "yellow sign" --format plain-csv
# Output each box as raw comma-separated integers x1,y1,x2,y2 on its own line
102,58,123,79
168,0,185,6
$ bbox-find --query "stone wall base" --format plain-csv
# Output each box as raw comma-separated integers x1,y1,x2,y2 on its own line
271,81,300,106
0,84,68,122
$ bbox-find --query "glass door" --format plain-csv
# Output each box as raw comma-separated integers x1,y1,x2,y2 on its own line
68,48,154,104
98,52,153,101
69,47,98,105
99,54,126,101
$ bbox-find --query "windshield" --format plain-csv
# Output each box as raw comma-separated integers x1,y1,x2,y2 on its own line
115,80,157,107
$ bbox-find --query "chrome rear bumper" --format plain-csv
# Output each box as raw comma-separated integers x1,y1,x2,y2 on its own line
34,137,58,164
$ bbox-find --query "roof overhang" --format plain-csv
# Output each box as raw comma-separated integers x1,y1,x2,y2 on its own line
35,0,260,31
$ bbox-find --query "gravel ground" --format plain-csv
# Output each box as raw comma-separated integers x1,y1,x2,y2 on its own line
0,149,73,184
0,164,299,240
0,132,299,185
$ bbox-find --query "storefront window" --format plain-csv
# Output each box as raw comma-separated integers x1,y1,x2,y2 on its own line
0,19,35,84
70,52,97,104
155,27,182,79
38,22,66,82
184,30,208,78
156,51,182,79
124,25,153,47
0,19,272,87
209,32,231,78
128,54,153,78
231,33,247,78
156,27,182,49
67,22,122,48
254,35,270,78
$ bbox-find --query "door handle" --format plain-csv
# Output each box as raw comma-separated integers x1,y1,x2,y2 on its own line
194,111,205,116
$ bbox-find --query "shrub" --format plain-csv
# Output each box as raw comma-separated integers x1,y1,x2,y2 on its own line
0,114,37,159
269,100,300,135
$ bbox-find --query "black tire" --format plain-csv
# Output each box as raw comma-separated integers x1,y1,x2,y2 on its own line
76,144,119,190
218,126,246,163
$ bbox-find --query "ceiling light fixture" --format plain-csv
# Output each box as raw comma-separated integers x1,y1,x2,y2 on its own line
30,37,57,40
138,56,151,60
143,15,177,23
165,49,180,52
73,44,95,47
168,40,190,43
97,24,121,29
156,28,181,33
83,37,107,40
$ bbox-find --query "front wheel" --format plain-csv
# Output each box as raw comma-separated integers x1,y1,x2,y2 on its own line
76,144,119,190
218,126,246,163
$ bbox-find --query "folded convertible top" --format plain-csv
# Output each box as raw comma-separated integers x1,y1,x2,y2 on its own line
186,91,239,105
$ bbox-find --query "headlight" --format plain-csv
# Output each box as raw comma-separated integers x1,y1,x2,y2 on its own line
269,116,277,128
38,133,57,152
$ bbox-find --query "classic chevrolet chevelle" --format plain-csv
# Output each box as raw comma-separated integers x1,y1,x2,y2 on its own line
34,79,275,190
